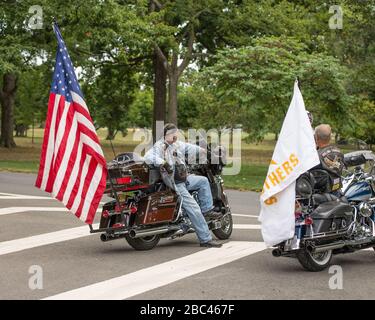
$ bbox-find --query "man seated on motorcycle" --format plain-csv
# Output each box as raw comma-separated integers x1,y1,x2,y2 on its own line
313,124,346,193
144,123,222,248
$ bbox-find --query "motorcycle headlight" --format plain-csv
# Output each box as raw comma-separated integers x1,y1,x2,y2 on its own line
359,202,373,218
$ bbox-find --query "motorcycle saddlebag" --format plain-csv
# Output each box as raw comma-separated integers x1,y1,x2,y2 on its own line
135,190,179,225
310,201,353,234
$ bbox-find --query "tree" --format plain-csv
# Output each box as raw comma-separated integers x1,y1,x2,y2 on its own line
349,99,375,148
0,0,41,147
15,66,50,137
196,37,351,142
83,64,138,140
128,89,153,129
149,0,230,125
176,86,200,129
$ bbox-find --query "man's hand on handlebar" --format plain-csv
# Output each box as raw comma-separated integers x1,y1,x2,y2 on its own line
160,161,173,174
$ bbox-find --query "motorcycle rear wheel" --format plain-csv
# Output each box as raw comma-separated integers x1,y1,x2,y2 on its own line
212,213,233,240
125,234,161,251
297,249,333,272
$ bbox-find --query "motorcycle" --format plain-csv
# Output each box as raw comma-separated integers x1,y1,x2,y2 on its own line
272,150,375,271
342,150,375,200
89,146,233,250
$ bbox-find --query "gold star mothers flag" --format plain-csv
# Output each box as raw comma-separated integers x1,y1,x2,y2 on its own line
259,81,320,246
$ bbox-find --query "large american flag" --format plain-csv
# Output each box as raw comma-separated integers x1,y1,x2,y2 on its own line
35,23,107,224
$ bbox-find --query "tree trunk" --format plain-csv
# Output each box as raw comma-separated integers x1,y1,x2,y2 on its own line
0,73,17,148
106,126,117,140
153,25,195,128
168,73,178,126
152,48,167,142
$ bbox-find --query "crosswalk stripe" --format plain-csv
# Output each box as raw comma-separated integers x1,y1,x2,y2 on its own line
0,224,99,256
0,207,102,216
43,241,267,300
0,192,107,203
233,224,261,229
0,192,52,199
0,196,54,200
232,214,259,218
0,223,261,256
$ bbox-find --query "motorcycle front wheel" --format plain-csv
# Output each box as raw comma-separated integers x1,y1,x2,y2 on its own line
297,249,333,272
125,234,161,251
212,213,233,240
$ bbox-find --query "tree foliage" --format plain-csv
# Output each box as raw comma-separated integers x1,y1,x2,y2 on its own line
195,37,352,142
0,0,374,147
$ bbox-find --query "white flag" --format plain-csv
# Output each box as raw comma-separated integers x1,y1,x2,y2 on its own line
259,81,320,247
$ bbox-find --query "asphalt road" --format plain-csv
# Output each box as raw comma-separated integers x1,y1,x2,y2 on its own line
0,172,374,300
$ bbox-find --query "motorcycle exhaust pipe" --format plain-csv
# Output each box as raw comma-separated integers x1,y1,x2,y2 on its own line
129,226,170,239
100,232,127,242
307,241,346,253
272,248,282,257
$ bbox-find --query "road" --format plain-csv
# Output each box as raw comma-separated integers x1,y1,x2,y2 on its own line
0,172,374,300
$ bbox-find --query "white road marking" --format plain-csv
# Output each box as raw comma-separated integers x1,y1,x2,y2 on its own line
0,207,102,216
233,224,261,230
44,241,267,300
0,192,108,203
232,214,259,218
0,196,54,200
0,224,99,256
0,192,51,199
0,220,262,257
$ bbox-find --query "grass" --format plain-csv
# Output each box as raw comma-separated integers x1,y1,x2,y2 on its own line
223,164,268,192
0,160,40,173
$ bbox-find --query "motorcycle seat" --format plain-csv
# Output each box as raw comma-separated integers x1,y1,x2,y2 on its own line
313,193,348,205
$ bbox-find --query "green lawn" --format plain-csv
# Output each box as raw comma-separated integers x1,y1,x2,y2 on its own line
223,164,268,191
0,160,40,173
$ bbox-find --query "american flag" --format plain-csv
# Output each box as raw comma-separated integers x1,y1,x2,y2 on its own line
35,23,107,224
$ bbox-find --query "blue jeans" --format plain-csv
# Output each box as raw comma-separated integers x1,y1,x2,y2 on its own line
174,176,212,243
185,174,214,213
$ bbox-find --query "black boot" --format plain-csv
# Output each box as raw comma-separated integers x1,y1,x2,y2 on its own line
203,210,222,220
200,240,222,248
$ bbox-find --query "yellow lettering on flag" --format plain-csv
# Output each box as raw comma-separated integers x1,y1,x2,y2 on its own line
264,196,277,206
262,154,300,191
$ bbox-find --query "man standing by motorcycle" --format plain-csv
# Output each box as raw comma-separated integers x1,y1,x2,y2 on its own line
314,124,346,192
144,123,222,248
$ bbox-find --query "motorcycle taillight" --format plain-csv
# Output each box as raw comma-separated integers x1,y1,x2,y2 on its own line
305,216,313,225
102,210,110,218
130,206,137,214
116,176,132,184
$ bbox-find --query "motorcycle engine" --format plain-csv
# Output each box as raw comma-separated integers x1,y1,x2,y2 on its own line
352,218,373,240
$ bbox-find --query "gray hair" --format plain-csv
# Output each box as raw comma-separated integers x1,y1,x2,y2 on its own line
314,124,331,143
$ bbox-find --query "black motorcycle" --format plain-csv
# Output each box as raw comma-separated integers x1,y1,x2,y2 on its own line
272,151,375,271
89,146,233,250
